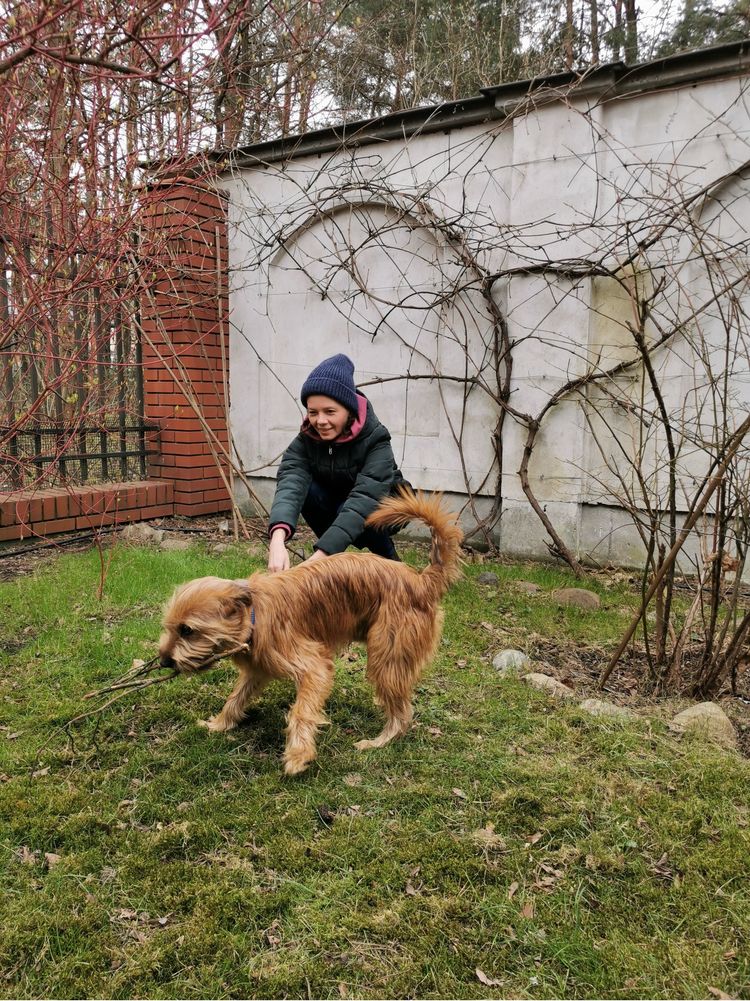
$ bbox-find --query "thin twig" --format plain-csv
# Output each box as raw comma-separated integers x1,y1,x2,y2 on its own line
33,642,252,772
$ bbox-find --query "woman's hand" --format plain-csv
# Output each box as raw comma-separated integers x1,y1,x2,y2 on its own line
268,529,291,573
305,548,329,565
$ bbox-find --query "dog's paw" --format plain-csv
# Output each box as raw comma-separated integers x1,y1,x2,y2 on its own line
353,737,378,751
283,754,313,776
200,715,233,733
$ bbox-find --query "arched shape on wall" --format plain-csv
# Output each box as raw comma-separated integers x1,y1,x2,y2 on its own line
231,190,500,496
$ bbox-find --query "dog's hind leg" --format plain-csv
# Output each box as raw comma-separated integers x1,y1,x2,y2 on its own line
355,617,431,751
356,609,443,751
353,692,413,751
282,644,335,776
204,666,271,732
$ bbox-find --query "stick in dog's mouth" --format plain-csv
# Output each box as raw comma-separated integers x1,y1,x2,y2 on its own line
81,642,250,705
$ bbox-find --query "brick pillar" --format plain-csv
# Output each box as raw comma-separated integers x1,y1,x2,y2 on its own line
140,179,232,517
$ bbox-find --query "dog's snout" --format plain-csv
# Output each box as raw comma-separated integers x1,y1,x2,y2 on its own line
160,654,175,670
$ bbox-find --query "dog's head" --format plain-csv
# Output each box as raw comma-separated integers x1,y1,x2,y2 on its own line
159,576,253,674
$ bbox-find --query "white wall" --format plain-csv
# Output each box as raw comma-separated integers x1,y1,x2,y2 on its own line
222,70,750,566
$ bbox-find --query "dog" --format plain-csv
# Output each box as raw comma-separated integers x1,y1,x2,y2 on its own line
158,490,463,775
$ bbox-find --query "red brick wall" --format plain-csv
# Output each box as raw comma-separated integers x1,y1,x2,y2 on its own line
0,178,231,545
140,178,232,517
0,481,174,543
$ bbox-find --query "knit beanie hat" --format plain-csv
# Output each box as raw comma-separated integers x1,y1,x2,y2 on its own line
300,354,359,413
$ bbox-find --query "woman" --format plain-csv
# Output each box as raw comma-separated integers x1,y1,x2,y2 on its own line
267,354,408,572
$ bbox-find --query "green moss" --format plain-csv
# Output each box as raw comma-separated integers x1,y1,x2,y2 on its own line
0,542,747,998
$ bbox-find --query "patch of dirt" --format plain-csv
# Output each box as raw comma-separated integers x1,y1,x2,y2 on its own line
523,632,750,756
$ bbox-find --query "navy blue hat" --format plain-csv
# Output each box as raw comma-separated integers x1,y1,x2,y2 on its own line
300,354,358,413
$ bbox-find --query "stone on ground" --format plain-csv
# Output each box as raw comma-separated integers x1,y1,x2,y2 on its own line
120,523,164,545
579,698,638,720
668,702,737,749
492,649,531,675
160,536,192,551
553,587,601,610
522,672,575,699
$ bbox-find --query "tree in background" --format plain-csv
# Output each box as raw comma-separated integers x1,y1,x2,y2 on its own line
316,0,748,122
321,0,533,117
656,0,750,56
0,0,339,492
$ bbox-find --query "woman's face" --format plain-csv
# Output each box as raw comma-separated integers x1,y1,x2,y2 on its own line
305,394,351,440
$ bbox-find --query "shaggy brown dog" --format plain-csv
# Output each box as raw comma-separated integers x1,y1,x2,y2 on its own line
159,490,463,775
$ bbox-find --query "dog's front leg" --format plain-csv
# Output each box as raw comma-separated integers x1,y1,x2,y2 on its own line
283,649,334,776
203,666,270,732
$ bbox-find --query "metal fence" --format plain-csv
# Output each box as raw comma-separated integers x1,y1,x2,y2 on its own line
0,237,156,490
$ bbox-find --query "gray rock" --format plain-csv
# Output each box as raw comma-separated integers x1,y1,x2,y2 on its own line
579,698,638,720
492,649,531,675
218,519,231,534
522,672,575,699
515,581,542,595
553,588,601,611
120,523,164,545
160,537,192,552
669,702,737,749
476,572,499,586
211,543,230,554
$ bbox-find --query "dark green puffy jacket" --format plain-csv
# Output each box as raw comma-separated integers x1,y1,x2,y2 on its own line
268,396,406,555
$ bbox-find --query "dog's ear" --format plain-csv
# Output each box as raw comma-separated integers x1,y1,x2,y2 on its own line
225,582,253,610
235,588,253,608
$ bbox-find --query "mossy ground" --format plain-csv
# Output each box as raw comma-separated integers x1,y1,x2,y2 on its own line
1,541,748,999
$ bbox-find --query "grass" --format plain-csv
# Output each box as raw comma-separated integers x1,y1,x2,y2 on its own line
0,540,748,999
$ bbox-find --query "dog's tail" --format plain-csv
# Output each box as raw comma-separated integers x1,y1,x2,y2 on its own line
366,488,463,593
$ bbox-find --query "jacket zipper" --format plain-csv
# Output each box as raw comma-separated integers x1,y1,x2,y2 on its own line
329,445,333,476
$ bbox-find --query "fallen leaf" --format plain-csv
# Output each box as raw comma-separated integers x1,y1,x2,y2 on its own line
525,832,543,846
476,968,504,987
452,788,468,800
316,805,336,826
17,846,37,865
32,766,50,779
343,773,362,787
405,880,419,896
649,852,675,879
264,919,283,948
508,881,519,900
520,900,534,919
708,989,734,1000
455,658,467,668
534,876,557,890
427,726,442,736
472,824,506,850
44,852,62,868
539,862,559,874
6,732,21,741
